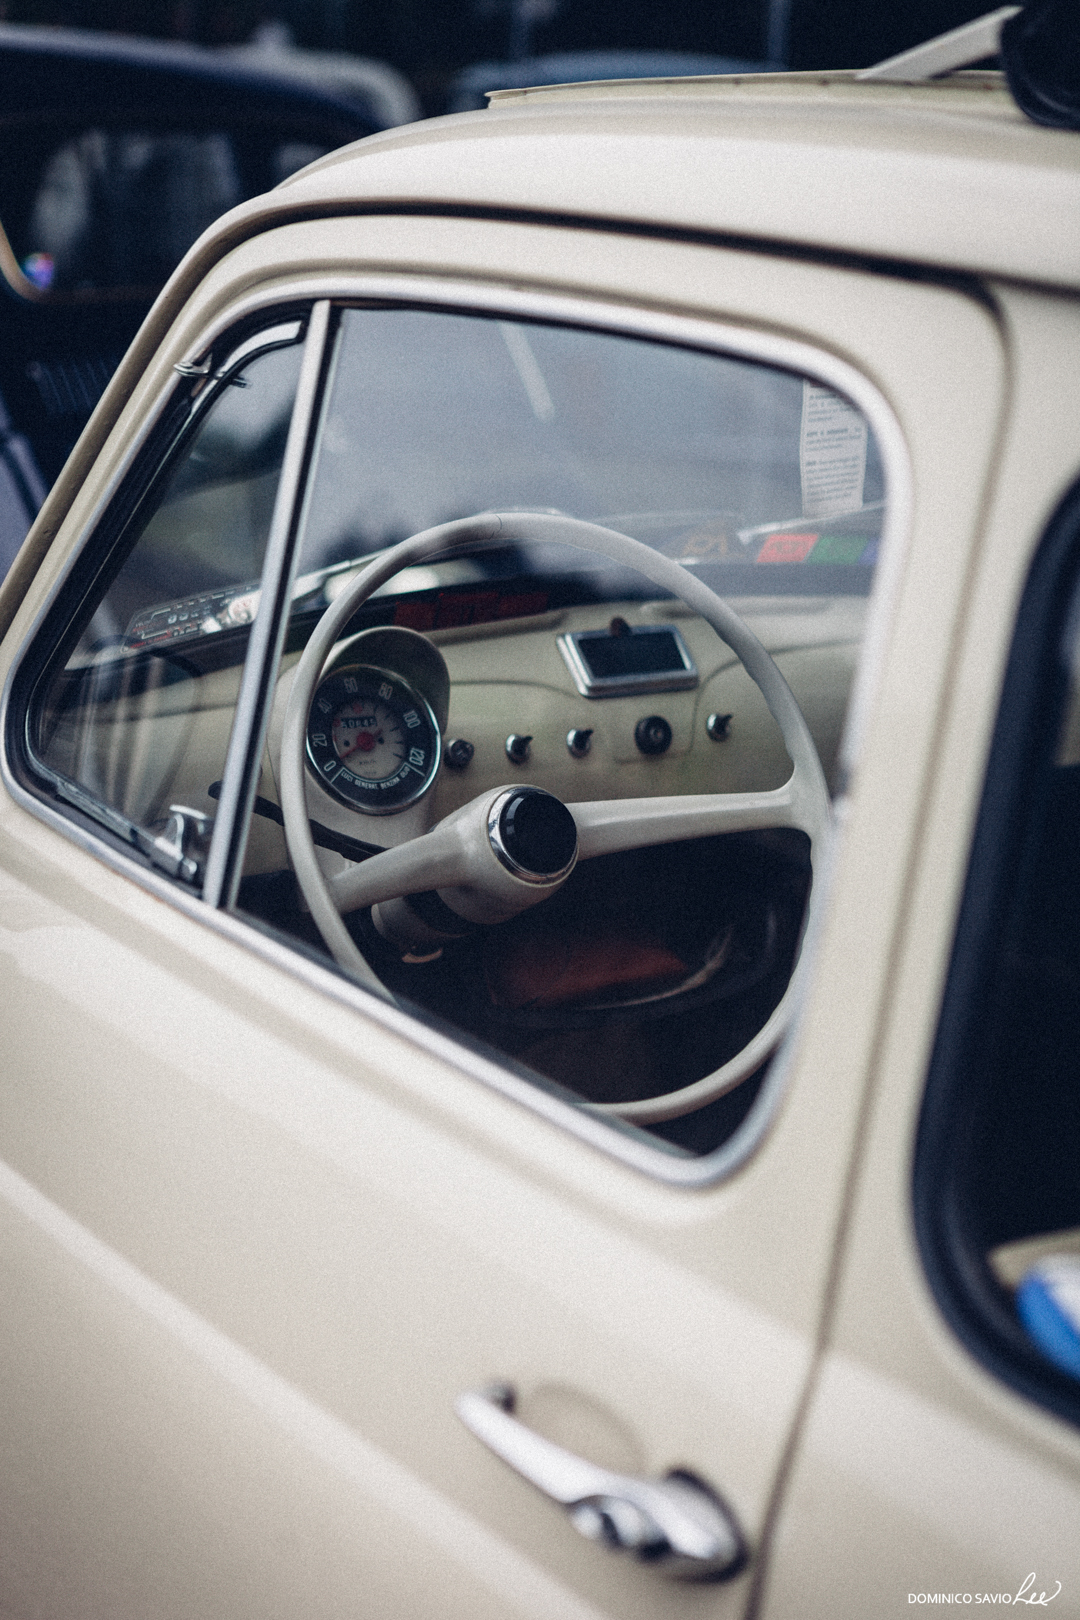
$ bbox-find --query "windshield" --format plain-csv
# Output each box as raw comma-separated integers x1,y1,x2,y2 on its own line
293,305,884,594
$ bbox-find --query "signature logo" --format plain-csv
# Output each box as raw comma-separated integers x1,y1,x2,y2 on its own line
1013,1575,1062,1607
909,1574,1061,1606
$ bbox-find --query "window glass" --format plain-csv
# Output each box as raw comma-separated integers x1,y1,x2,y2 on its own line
974,596,1080,1251
239,307,887,1156
30,335,301,841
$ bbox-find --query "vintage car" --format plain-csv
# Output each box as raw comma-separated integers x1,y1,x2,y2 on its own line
1,5,1079,1616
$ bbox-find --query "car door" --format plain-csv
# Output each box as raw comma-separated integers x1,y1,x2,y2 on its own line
758,288,1080,1615
0,214,1006,1619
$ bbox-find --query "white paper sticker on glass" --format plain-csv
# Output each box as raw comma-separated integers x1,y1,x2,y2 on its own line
800,381,867,520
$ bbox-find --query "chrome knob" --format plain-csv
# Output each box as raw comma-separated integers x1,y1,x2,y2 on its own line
566,727,593,758
505,733,533,765
149,804,213,884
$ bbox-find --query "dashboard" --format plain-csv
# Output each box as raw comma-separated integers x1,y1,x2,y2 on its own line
35,564,865,881
251,589,865,883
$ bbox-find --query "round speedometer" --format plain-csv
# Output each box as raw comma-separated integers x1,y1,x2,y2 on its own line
305,664,441,815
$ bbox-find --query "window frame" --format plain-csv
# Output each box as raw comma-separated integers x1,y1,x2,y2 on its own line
0,269,913,1186
915,470,1080,1431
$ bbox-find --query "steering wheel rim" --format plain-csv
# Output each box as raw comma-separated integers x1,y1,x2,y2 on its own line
280,512,831,1123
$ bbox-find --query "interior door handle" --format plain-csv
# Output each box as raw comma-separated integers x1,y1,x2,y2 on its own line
455,1383,746,1581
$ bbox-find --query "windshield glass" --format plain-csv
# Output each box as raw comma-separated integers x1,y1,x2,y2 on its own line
294,305,884,595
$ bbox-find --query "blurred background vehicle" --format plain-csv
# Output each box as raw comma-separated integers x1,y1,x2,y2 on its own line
222,17,420,127
0,21,416,573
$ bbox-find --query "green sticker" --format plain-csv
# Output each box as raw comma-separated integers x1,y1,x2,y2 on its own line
808,532,873,565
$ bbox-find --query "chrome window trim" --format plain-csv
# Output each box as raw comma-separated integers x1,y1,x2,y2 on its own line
202,300,333,909
175,318,303,385
0,268,914,1188
1,311,315,890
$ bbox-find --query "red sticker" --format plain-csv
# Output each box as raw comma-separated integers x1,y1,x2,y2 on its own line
756,532,818,564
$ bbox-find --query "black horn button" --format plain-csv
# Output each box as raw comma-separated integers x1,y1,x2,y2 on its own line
490,787,578,882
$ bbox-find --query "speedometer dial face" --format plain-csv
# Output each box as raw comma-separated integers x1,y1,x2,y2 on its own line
305,664,441,815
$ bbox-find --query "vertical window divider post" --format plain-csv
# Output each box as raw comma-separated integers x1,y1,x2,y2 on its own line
202,299,334,912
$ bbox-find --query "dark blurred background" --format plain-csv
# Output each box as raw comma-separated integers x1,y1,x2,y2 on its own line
0,0,1006,115
0,0,1011,557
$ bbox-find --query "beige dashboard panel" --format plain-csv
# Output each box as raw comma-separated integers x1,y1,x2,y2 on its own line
255,595,862,845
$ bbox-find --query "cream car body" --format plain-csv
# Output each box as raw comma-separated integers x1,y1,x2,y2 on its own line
1,43,1079,1620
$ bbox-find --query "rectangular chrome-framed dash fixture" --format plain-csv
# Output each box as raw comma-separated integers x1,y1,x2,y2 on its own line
556,623,699,699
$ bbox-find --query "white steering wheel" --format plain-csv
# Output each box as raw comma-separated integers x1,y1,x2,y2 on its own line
281,513,831,1123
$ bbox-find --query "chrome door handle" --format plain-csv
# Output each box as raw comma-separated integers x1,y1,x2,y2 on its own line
455,1383,746,1581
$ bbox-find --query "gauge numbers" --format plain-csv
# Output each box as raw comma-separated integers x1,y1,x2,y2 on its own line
306,665,441,815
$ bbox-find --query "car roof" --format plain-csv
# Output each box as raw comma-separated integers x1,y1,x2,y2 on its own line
259,71,1080,292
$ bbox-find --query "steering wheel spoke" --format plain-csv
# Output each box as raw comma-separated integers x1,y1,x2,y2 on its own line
327,818,472,915
570,780,816,862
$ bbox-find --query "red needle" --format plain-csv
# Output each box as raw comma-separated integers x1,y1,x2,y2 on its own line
339,729,380,759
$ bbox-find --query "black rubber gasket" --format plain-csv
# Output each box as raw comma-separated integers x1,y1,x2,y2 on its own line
1002,0,1080,131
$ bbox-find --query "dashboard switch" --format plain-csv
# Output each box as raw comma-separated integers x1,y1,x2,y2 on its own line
706,712,733,742
445,738,475,769
505,733,533,765
566,728,593,759
634,715,672,756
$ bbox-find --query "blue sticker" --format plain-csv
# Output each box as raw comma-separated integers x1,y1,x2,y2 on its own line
1017,1256,1080,1379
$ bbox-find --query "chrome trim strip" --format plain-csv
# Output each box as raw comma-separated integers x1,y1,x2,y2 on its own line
202,300,333,909
0,267,914,1188
175,319,301,383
